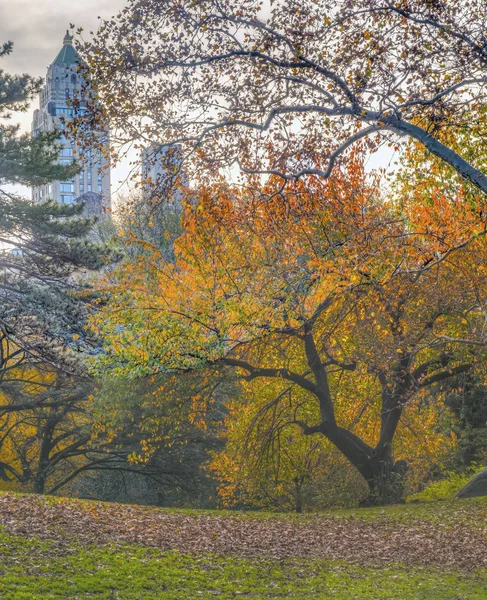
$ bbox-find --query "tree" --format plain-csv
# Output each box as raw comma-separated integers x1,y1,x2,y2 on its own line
0,43,125,497
92,158,487,504
395,103,487,206
115,188,183,263
209,377,369,512
76,0,487,193
0,42,77,187
0,366,190,498
0,372,93,493
0,42,111,382
392,109,487,476
439,373,487,469
209,361,456,511
87,368,229,506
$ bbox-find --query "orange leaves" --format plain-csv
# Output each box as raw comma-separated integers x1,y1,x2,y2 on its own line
89,143,487,505
92,149,487,385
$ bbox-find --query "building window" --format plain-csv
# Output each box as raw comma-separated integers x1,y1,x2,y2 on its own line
98,184,102,193
87,171,92,181
87,184,92,192
59,158,72,165
60,148,73,158
56,107,74,117
60,194,74,204
80,183,84,193
60,183,74,192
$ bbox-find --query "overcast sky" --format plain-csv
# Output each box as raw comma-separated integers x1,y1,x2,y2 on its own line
1,0,124,79
1,0,394,201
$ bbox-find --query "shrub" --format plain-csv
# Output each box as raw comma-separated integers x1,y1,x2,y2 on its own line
407,464,484,502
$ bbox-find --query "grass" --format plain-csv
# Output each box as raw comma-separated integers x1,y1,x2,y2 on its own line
2,492,487,598
8,485,487,526
1,527,486,600
329,495,487,526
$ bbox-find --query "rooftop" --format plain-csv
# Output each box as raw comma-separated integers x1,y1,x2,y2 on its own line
53,30,78,65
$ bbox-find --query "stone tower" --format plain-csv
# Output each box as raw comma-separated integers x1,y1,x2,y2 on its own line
31,31,110,215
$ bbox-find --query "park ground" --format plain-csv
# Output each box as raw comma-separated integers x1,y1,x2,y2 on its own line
1,492,487,599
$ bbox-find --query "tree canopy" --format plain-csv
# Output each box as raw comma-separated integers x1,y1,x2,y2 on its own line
76,0,487,192
0,42,112,383
92,153,487,503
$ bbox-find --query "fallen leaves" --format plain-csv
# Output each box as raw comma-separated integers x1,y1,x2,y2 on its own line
1,493,486,570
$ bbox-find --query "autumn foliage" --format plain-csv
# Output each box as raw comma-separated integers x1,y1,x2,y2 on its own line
90,152,487,505
5,0,487,509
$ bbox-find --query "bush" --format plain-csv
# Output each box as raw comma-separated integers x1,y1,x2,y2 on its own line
407,464,484,502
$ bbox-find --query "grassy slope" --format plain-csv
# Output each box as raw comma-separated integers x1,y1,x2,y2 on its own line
1,493,487,599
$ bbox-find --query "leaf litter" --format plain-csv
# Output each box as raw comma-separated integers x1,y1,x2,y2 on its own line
1,493,486,570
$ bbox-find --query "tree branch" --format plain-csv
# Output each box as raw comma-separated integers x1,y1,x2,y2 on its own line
221,357,318,395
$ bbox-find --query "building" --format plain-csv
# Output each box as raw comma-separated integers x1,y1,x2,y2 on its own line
141,144,188,208
31,31,110,215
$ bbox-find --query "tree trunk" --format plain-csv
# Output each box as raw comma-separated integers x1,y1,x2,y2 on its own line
391,118,487,196
320,422,407,505
293,477,303,513
361,457,408,506
33,471,46,494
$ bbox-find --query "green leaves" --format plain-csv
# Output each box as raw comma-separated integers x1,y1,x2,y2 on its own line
0,44,114,380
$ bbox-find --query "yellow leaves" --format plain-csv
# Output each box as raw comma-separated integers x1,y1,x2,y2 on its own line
90,156,486,508
94,158,425,380
73,334,80,341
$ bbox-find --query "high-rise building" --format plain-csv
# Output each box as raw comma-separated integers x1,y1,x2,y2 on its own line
141,144,188,208
31,31,110,215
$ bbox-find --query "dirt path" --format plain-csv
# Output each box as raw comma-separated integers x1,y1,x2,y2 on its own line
1,492,486,569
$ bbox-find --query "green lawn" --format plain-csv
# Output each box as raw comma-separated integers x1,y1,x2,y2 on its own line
1,493,487,599
0,527,486,599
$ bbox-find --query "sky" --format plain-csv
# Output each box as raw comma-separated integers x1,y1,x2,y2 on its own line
0,0,123,79
1,0,394,202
